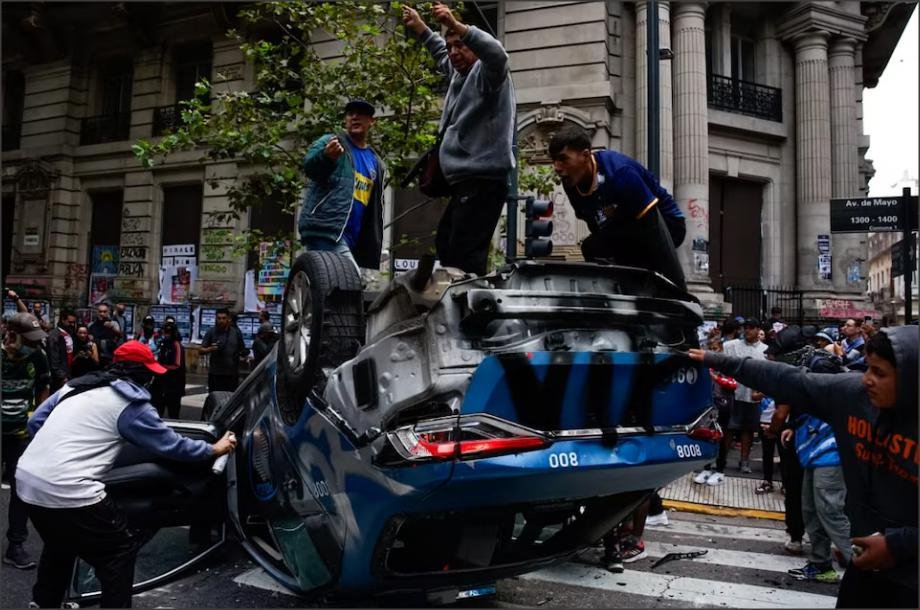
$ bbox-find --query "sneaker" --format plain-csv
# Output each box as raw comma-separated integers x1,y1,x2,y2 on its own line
603,549,625,573
783,539,804,555
620,536,648,563
740,461,753,474
3,543,36,570
645,511,669,527
706,472,726,486
693,469,713,484
788,562,838,582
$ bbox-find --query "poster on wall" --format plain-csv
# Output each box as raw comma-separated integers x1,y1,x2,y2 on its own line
817,234,832,280
256,241,291,299
91,245,119,275
147,304,192,343
89,274,117,306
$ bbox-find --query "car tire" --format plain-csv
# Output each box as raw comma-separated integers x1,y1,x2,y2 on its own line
202,390,234,422
276,251,364,424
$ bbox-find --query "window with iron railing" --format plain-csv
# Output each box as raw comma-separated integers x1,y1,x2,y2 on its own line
707,73,782,122
80,112,132,145
3,70,25,151
82,61,133,145
154,44,212,137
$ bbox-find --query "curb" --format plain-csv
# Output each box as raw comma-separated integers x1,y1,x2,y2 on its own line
663,499,785,521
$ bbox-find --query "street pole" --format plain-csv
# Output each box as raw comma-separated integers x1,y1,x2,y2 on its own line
647,0,660,177
902,186,914,324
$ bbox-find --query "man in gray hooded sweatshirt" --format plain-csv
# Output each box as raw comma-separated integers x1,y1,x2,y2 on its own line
689,325,917,608
403,2,515,276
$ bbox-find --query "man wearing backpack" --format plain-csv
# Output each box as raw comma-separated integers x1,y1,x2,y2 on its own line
768,326,852,582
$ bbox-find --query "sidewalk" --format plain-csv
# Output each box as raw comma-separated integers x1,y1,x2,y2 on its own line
660,440,788,521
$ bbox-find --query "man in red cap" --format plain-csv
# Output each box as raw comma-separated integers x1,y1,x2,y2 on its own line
15,340,237,608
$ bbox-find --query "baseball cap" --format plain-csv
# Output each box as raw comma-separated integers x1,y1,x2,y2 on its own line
764,325,806,356
742,317,761,328
815,332,834,343
344,98,375,117
6,313,47,342
143,315,155,324
114,340,167,374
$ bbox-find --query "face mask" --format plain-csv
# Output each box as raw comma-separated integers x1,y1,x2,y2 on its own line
19,344,35,356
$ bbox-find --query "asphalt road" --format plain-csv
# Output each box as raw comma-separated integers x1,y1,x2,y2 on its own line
1,486,839,609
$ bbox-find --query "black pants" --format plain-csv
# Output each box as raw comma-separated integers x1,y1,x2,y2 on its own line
663,214,687,249
2,435,29,545
207,372,239,394
778,440,805,541
760,428,777,483
581,207,686,290
28,497,137,608
436,179,507,276
837,568,919,608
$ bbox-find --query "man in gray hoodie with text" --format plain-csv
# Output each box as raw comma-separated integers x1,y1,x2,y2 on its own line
403,2,515,276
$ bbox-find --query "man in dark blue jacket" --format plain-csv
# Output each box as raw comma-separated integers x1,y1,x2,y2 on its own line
690,325,918,608
299,99,386,271
549,126,686,289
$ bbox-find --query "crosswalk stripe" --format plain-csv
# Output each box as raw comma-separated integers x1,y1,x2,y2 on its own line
520,562,838,608
646,518,789,544
233,567,299,597
640,540,814,574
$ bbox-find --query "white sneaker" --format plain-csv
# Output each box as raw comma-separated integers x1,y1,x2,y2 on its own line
706,472,726,486
693,469,713,484
645,511,669,526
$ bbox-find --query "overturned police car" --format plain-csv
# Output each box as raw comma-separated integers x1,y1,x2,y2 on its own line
69,252,720,605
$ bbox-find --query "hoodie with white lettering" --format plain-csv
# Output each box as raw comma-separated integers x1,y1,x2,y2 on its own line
702,325,918,589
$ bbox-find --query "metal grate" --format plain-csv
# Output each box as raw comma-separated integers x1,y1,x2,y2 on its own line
80,112,131,145
707,74,782,122
722,283,803,326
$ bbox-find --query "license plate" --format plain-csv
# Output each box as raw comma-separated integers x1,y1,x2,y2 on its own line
456,584,497,599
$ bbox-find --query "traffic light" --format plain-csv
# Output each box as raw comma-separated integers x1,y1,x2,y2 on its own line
524,196,553,258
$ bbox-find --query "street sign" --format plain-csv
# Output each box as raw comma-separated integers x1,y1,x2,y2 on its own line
891,236,918,278
830,196,918,233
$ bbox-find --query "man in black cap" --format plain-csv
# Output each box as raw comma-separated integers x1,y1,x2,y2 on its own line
722,317,767,474
1,313,50,570
298,98,386,272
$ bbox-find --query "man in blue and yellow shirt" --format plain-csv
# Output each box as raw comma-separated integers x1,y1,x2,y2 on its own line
549,125,686,289
298,99,386,271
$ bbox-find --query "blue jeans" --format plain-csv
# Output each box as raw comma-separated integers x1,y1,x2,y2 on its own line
302,237,359,272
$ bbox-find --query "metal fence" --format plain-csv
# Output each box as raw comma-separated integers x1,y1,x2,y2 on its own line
707,74,783,123
722,283,804,326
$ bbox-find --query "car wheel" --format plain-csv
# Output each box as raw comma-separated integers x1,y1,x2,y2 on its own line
202,390,235,422
276,251,364,424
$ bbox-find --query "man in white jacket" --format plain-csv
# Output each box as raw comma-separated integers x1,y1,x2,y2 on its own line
16,340,237,608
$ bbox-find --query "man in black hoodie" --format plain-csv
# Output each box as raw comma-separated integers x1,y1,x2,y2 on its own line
689,325,917,608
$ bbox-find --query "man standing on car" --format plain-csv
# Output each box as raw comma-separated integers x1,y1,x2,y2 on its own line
199,308,246,393
722,318,767,474
299,98,386,272
403,2,515,276
16,340,237,608
548,126,687,289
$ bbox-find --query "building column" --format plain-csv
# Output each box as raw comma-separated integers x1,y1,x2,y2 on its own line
792,31,833,293
672,3,712,291
829,37,866,294
635,1,673,191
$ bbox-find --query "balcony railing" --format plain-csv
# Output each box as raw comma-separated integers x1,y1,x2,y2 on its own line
2,124,21,151
707,74,782,123
80,112,131,145
153,104,182,136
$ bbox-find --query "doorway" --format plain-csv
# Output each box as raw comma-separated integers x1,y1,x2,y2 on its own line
709,176,763,291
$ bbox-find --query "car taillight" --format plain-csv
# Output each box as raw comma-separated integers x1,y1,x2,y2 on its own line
387,416,551,462
688,427,723,442
687,406,723,442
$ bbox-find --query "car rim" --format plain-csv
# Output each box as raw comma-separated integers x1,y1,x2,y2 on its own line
284,269,312,374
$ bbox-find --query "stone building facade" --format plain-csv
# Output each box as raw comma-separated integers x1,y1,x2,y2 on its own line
2,2,913,322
